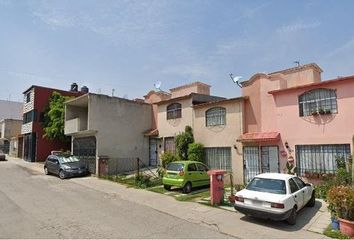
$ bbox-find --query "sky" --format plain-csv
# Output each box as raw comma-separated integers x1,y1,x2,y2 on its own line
1,0,354,102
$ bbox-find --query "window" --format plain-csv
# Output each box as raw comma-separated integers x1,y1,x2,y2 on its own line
196,163,208,172
206,107,226,126
26,92,31,103
289,178,300,193
188,163,197,172
23,110,37,124
164,137,176,154
299,88,337,117
204,147,231,171
293,177,306,189
295,144,350,176
167,103,182,120
246,178,286,195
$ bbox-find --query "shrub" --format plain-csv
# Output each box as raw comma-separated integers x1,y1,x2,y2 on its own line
175,126,194,160
160,152,178,168
188,143,204,163
327,185,354,221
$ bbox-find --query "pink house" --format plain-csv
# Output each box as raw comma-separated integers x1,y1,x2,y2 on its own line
239,63,354,182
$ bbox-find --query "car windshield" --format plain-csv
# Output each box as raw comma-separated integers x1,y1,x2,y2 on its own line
58,155,80,163
166,163,184,171
246,177,286,195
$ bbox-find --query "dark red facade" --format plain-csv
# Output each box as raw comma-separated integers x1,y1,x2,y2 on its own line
22,85,83,162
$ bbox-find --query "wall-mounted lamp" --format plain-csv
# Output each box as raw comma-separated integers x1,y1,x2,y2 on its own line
284,141,290,149
233,144,238,150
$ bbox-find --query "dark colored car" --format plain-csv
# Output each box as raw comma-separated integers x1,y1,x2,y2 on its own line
0,150,5,161
44,154,88,179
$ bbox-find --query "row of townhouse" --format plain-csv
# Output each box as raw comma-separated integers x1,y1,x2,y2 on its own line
18,62,354,185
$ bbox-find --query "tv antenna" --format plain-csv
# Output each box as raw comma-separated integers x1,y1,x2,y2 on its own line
229,73,243,88
112,88,115,97
154,81,162,91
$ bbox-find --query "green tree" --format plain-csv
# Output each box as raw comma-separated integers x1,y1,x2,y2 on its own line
175,126,194,160
42,92,73,141
188,143,204,163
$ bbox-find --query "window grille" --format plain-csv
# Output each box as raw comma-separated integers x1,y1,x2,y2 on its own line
295,144,350,175
166,103,182,120
206,107,226,126
298,88,337,116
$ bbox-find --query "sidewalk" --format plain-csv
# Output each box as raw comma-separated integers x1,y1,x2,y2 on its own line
8,156,329,239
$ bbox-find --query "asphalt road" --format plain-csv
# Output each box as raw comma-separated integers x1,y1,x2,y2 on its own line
0,160,230,239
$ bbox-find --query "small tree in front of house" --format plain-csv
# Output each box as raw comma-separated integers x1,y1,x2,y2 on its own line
188,142,205,163
42,91,73,141
175,126,194,160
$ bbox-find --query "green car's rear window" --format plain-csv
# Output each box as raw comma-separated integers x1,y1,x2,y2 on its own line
166,163,184,171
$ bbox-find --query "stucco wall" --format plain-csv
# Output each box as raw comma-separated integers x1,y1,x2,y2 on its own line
88,94,152,171
194,101,244,184
1,119,22,139
157,98,194,138
273,79,354,165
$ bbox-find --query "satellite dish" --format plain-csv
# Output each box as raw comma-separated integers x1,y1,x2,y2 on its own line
229,73,243,88
154,81,162,91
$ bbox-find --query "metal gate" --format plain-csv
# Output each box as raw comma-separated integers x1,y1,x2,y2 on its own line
73,136,97,173
244,146,279,183
149,138,158,166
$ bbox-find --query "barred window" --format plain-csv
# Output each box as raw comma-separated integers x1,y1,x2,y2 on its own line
167,103,182,120
206,107,226,126
23,110,37,124
299,88,337,117
164,137,176,154
295,144,350,175
204,147,232,171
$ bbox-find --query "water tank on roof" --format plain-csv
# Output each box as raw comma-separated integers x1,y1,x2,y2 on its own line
81,86,89,93
70,83,78,92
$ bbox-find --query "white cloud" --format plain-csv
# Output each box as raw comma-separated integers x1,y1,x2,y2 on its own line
327,37,354,57
277,21,321,34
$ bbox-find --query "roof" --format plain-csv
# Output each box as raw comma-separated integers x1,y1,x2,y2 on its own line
237,132,280,143
193,97,246,109
144,129,159,137
169,81,210,92
23,85,81,94
156,93,225,105
65,93,150,106
256,173,294,181
269,75,354,94
0,100,23,120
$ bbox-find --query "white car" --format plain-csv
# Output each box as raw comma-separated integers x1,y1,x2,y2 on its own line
234,173,315,225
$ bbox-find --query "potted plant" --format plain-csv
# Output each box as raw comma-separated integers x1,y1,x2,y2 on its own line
327,185,354,237
318,108,325,115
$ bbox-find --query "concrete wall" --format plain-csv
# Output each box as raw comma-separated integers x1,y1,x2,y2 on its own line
0,119,22,139
157,98,194,138
65,105,88,132
87,94,152,173
170,82,210,98
194,100,244,184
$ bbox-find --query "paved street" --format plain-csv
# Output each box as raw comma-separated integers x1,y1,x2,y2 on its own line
0,158,328,239
0,160,230,239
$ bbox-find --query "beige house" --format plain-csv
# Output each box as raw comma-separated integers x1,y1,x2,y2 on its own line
144,82,246,184
64,93,152,175
0,119,22,156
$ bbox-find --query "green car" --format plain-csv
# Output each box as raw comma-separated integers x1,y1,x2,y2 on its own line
162,161,210,193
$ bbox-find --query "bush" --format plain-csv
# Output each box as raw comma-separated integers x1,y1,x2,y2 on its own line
188,143,204,163
175,126,194,160
160,152,178,168
327,185,354,221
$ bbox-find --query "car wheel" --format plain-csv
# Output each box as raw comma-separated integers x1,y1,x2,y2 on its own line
286,207,297,225
59,170,66,179
164,185,171,191
44,166,49,175
182,182,192,193
306,192,316,207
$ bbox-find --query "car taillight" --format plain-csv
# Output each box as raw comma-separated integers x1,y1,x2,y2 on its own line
179,171,184,176
271,203,284,209
235,196,244,202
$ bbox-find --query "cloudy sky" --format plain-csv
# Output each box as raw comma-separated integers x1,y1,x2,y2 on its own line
1,0,354,102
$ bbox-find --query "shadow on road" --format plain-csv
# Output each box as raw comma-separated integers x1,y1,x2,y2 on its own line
239,200,322,231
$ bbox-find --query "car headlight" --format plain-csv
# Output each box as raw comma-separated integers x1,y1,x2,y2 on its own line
62,165,71,170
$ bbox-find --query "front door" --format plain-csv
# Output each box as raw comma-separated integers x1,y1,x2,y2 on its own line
149,138,158,166
261,146,279,173
243,146,260,183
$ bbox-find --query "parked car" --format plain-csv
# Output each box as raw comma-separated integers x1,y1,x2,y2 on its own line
162,161,210,193
0,150,5,161
44,154,88,179
234,173,315,225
